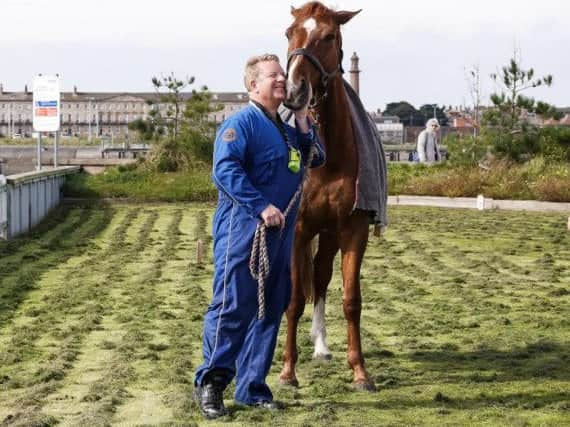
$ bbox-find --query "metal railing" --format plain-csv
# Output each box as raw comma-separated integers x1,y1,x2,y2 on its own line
0,167,79,239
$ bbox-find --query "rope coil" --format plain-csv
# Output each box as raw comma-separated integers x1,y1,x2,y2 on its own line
249,146,315,319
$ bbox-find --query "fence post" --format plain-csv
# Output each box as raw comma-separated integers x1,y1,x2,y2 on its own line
476,194,485,211
196,239,204,264
0,175,7,239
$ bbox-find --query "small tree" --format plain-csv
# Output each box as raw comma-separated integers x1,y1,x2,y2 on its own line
464,64,483,137
147,82,222,171
180,86,222,164
482,49,563,161
488,49,560,129
150,73,195,140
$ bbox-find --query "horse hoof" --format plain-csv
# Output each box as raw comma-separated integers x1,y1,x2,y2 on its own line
353,380,376,392
279,377,299,388
313,352,332,361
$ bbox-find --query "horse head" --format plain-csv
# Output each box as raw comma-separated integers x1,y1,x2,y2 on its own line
284,1,360,111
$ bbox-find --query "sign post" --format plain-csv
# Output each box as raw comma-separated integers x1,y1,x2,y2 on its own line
33,75,61,170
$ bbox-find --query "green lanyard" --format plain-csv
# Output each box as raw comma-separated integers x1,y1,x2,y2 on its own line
252,101,302,174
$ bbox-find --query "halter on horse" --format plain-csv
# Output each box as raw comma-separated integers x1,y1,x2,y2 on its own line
280,1,376,391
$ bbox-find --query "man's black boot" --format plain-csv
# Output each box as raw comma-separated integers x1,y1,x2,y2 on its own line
194,380,226,419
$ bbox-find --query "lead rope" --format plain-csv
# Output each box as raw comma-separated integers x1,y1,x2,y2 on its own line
249,146,316,319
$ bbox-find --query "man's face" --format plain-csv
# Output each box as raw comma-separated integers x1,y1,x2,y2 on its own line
252,60,286,106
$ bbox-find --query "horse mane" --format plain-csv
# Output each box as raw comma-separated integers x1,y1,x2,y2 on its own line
292,1,336,21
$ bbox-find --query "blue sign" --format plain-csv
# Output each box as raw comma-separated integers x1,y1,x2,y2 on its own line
35,101,58,107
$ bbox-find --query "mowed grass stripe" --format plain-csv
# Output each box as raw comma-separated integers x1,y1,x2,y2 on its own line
139,207,214,424
0,207,95,328
0,206,130,368
41,208,183,425
109,208,185,425
39,207,160,426
0,204,78,261
0,205,120,425
0,206,145,426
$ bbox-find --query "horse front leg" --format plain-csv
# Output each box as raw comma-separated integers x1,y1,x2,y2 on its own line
279,225,312,387
340,215,375,391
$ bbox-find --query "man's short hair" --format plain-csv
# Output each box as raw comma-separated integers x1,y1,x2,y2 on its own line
244,53,280,91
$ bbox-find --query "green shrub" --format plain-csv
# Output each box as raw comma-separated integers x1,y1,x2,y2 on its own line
444,133,488,166
538,126,570,162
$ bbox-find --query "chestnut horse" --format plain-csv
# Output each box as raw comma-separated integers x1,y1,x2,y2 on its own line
281,2,375,391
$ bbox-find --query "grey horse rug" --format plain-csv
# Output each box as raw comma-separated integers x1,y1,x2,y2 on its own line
280,79,388,227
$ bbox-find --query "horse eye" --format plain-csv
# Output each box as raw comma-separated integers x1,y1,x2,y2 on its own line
324,33,336,41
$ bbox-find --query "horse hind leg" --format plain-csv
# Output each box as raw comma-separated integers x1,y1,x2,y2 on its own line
340,215,376,392
311,298,331,360
311,232,338,361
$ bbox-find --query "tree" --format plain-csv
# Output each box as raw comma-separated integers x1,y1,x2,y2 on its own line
384,101,424,126
128,117,163,141
418,104,448,127
180,87,222,163
481,49,564,161
147,82,222,171
150,73,195,140
464,64,483,136
487,49,561,129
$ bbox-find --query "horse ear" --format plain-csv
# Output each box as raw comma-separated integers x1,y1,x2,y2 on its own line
334,9,362,25
290,5,298,16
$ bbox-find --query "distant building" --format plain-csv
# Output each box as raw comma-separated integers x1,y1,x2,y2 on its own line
0,83,248,138
543,113,570,126
369,113,404,144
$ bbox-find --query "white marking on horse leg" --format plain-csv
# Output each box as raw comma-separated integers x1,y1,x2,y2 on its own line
311,298,332,360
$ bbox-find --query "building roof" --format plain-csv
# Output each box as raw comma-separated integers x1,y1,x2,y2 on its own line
0,88,249,103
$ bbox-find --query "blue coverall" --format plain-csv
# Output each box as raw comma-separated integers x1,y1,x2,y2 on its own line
195,102,325,404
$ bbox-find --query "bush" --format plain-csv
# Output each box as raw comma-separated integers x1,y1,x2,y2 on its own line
444,133,488,166
480,124,570,163
538,126,570,162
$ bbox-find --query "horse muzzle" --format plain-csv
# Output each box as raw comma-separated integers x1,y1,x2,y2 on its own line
284,79,310,111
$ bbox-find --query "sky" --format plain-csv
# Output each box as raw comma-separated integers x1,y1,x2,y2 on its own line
1,0,569,111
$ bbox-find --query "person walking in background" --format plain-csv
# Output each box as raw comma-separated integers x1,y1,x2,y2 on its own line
417,118,441,162
193,53,325,420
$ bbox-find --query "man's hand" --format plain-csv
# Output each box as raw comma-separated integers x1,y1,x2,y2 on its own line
261,204,285,228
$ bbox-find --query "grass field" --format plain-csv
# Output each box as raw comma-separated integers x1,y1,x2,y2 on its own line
0,203,569,426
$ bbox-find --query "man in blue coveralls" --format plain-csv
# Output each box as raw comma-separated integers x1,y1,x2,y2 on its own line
193,53,325,419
